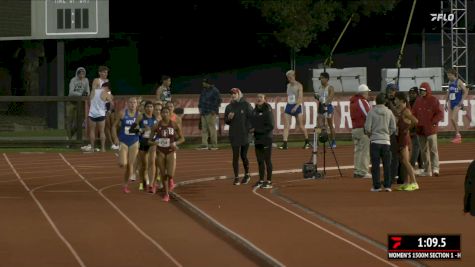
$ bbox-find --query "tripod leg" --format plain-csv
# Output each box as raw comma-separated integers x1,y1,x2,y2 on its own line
323,143,326,175
329,146,343,177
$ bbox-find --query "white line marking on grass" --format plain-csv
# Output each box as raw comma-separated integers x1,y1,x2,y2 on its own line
59,153,183,267
3,153,86,267
252,186,399,267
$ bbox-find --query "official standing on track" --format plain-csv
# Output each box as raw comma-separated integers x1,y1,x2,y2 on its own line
251,94,274,189
225,88,253,185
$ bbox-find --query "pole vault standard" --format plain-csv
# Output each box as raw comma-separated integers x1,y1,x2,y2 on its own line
396,0,418,88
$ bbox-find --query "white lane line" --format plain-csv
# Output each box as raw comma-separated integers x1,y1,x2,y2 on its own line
2,153,86,267
171,190,286,267
59,153,183,267
252,186,399,267
0,196,24,199
42,190,93,193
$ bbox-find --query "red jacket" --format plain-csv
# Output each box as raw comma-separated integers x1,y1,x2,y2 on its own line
350,94,371,129
411,82,444,136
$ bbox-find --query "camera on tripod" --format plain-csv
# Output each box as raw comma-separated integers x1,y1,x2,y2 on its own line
301,126,342,179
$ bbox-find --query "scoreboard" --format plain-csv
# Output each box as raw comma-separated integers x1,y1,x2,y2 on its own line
0,0,109,40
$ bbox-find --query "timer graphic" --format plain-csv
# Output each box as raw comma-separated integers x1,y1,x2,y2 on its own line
387,234,461,260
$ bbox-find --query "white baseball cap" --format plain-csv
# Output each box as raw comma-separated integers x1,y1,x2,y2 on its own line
358,84,371,92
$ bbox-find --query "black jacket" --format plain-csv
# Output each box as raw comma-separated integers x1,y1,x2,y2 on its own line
464,160,475,216
251,103,274,145
224,98,253,146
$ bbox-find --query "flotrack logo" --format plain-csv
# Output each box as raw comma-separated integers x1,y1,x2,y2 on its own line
430,13,454,22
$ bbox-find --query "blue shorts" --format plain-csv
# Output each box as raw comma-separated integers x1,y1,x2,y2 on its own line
450,100,461,110
318,103,334,115
284,104,302,116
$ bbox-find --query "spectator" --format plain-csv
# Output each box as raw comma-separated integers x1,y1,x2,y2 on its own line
464,160,475,216
279,70,310,150
350,84,372,178
67,67,89,140
83,82,113,152
314,72,336,148
365,93,396,192
198,78,222,150
412,82,444,177
156,75,172,104
250,94,274,189
224,88,253,185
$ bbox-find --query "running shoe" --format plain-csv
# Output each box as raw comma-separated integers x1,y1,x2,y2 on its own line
111,144,120,150
370,187,382,192
404,183,419,191
241,174,251,184
302,142,311,149
129,173,136,182
162,194,170,202
82,146,95,152
261,181,273,189
329,140,336,149
278,143,288,150
418,171,432,177
157,181,164,190
233,177,240,185
397,184,410,191
196,145,209,150
168,178,176,192
384,187,392,192
123,185,131,194
254,180,264,188
451,134,462,144
139,183,144,191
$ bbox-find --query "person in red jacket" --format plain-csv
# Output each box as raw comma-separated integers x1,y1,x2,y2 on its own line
411,82,444,176
350,84,372,178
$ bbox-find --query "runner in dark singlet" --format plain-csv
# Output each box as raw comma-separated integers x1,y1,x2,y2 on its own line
150,107,185,202
138,101,158,193
394,92,419,191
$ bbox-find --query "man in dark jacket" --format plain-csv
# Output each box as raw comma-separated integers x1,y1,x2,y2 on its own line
225,88,253,185
250,94,274,189
198,78,222,150
464,160,475,216
412,82,444,176
350,84,372,178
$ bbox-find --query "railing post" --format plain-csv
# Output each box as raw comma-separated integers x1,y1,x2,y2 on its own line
76,98,83,142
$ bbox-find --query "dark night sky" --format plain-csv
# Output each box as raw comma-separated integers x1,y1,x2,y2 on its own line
107,0,447,80
54,0,473,93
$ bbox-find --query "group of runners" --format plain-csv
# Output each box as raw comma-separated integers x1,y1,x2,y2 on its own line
78,69,183,202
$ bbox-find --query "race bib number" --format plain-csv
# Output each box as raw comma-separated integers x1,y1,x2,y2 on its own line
449,93,456,100
124,126,135,136
143,128,151,138
287,95,296,104
157,138,170,148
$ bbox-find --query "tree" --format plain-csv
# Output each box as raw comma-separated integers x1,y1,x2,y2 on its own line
242,0,399,68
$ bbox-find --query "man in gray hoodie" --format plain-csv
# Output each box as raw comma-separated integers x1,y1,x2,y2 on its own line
67,67,90,140
364,93,396,192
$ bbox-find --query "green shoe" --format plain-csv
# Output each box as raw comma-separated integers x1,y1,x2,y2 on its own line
405,183,419,191
397,184,410,191
139,183,144,191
